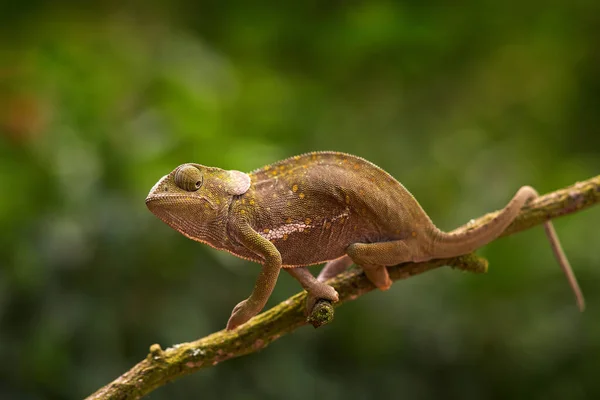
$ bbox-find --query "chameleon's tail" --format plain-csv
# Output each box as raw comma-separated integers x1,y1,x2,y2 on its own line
430,186,585,311
431,186,534,258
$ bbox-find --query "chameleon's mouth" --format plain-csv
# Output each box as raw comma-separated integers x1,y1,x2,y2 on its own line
146,193,217,211
145,193,190,206
145,188,196,207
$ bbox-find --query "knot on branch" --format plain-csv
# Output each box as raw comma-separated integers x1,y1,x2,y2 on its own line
148,344,164,361
307,299,335,328
449,253,489,273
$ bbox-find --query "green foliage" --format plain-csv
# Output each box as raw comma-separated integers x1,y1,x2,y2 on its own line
1,2,599,399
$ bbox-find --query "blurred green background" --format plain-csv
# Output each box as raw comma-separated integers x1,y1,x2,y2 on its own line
1,1,599,399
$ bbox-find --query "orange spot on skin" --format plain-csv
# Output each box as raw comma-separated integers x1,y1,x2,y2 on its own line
359,189,365,195
411,231,417,237
353,164,360,170
285,217,292,224
279,165,285,171
345,194,350,204
283,234,289,240
292,184,298,192
305,218,312,224
264,228,270,233
325,222,332,229
299,193,305,199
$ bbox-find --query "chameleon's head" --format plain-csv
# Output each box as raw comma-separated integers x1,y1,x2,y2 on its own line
145,163,251,243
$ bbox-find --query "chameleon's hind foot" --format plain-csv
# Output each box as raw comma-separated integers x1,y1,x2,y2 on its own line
305,283,339,316
285,267,339,315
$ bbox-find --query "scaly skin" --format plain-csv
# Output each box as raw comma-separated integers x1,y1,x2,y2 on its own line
146,151,584,330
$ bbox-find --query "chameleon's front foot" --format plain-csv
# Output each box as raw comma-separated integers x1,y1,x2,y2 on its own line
226,299,260,330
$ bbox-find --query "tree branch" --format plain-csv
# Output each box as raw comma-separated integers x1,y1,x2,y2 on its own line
87,175,600,400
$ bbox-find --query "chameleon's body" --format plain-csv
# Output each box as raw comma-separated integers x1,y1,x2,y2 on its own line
231,153,433,265
146,151,584,330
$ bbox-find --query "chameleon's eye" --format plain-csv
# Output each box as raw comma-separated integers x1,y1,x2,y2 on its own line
174,165,203,192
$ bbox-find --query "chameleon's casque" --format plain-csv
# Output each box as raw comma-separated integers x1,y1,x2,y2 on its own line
146,151,584,330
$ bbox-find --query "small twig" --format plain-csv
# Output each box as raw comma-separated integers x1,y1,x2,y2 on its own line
87,175,600,400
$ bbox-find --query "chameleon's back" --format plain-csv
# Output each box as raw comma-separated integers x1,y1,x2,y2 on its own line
234,152,431,266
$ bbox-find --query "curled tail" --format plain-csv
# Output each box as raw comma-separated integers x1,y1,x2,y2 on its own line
431,186,536,257
430,186,585,311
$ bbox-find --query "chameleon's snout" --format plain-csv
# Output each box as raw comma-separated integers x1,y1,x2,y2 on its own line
145,174,181,220
146,174,169,204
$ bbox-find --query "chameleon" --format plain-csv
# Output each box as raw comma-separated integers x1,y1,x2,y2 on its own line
145,151,585,330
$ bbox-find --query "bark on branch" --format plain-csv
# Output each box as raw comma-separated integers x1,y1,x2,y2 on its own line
88,175,600,400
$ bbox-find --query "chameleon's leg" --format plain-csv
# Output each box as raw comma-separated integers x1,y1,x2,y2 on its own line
346,240,415,291
226,223,283,330
359,264,393,290
286,267,339,314
317,255,354,282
